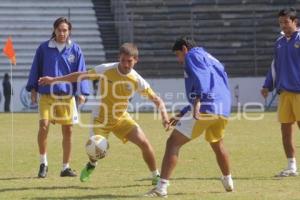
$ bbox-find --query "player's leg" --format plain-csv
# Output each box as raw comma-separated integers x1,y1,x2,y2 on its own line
277,92,298,177
110,112,160,184
80,120,109,182
54,97,77,177
210,139,230,175
60,124,76,177
278,123,298,176
38,119,50,178
210,139,233,192
281,123,295,159
160,130,190,179
126,126,160,184
145,129,190,197
205,116,233,191
37,95,51,178
145,111,203,197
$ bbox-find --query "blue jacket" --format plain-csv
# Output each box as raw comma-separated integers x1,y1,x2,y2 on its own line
26,39,90,95
180,47,231,117
263,31,300,93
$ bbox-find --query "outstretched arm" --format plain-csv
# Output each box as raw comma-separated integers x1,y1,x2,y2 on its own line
149,94,169,130
38,71,89,86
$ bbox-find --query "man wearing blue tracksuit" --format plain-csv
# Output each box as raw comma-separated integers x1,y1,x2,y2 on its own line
26,17,90,178
146,36,233,197
261,8,300,177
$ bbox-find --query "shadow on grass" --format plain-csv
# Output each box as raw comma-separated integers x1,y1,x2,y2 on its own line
30,194,139,200
100,183,149,189
137,175,279,183
30,192,187,200
0,185,98,193
0,176,34,181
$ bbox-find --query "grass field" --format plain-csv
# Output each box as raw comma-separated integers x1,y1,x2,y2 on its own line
0,112,300,200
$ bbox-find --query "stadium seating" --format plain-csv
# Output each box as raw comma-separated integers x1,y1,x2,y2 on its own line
91,0,119,62
118,0,300,77
0,0,105,78
2,0,300,78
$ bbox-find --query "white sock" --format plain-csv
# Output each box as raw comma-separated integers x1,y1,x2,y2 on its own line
223,174,232,180
152,169,160,177
287,158,297,171
89,160,97,167
40,154,48,166
62,163,69,171
157,178,169,194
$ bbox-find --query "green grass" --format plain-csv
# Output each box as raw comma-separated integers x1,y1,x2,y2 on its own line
0,112,300,200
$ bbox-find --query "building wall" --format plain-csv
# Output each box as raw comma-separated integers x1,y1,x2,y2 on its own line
0,77,273,113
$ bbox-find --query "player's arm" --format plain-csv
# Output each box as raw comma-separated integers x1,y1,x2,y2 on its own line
149,94,169,130
38,71,89,86
167,104,191,130
193,96,201,120
31,89,37,104
261,59,275,99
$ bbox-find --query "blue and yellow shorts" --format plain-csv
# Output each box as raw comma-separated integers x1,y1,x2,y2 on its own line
39,95,78,125
278,91,300,123
175,111,228,143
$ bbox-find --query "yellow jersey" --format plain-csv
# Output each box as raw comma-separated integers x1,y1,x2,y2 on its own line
87,62,156,126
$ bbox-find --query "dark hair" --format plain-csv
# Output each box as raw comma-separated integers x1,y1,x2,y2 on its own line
119,43,139,58
51,17,72,39
172,36,197,51
278,8,297,21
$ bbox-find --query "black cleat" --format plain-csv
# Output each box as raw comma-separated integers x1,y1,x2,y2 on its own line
38,163,48,178
60,168,77,177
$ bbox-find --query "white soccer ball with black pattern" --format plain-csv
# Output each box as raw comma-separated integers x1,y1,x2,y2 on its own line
85,135,109,160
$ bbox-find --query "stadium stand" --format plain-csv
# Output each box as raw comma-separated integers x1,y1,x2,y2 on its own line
0,0,105,78
191,0,300,76
115,0,300,77
91,0,119,62
1,0,300,78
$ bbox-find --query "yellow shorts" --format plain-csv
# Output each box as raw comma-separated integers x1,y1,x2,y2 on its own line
91,112,138,143
278,91,300,123
175,111,228,143
39,95,78,125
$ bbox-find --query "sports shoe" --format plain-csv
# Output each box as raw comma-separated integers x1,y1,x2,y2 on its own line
144,187,168,198
221,176,234,192
38,163,48,178
275,168,299,177
60,168,77,177
80,162,95,182
152,175,160,185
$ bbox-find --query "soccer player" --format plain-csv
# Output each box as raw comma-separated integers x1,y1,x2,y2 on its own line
145,36,234,197
261,8,300,177
39,43,170,185
26,17,90,178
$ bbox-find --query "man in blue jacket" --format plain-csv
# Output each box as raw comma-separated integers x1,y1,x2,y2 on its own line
261,8,300,177
26,17,90,178
146,36,234,197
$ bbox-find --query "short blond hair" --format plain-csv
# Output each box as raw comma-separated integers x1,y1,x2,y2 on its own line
119,43,139,58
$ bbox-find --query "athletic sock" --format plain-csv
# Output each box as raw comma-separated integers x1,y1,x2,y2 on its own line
40,154,48,166
157,178,169,194
152,169,160,177
62,163,69,171
287,158,297,171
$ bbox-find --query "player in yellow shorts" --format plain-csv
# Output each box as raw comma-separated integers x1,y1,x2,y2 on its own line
39,43,170,185
146,37,233,197
39,95,78,125
261,8,300,177
26,17,90,178
277,91,300,123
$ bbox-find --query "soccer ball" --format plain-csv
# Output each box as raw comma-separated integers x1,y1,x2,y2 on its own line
85,135,109,160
